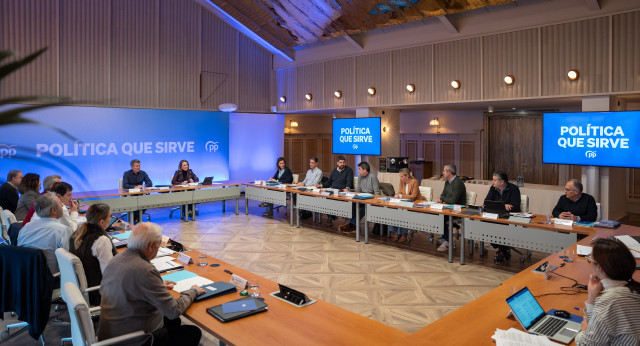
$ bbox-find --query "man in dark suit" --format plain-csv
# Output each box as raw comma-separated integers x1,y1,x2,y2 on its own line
484,170,521,259
436,164,466,252
0,170,22,213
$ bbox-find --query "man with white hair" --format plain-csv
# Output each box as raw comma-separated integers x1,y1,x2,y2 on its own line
98,222,205,346
17,192,72,273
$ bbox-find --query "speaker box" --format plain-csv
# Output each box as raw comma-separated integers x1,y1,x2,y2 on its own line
387,157,409,173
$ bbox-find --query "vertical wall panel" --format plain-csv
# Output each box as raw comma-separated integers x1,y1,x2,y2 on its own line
238,35,271,112
110,0,159,108
159,0,200,109
201,10,238,110
483,29,539,99
392,45,433,104
434,38,482,102
541,17,609,96
356,52,391,106
0,0,59,98
276,68,297,111
324,57,355,109
296,62,324,110
612,11,640,93
60,0,109,104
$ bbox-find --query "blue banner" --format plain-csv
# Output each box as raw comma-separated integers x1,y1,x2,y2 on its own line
543,111,640,168
0,105,230,191
332,117,381,155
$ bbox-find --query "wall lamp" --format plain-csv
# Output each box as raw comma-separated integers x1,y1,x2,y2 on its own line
367,87,376,95
450,80,460,89
290,120,299,128
334,90,342,98
429,117,441,133
406,84,415,93
305,93,312,101
567,69,579,81
279,96,286,103
382,126,389,133
504,75,515,85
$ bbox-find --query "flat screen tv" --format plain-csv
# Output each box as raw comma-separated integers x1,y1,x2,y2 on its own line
543,111,640,168
332,117,382,155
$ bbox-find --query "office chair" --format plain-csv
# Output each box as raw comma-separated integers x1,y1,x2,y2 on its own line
62,282,150,346
55,249,101,312
478,195,532,263
450,191,477,250
0,207,9,244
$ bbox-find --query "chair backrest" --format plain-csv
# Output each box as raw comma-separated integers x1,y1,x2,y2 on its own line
520,195,529,213
8,222,22,246
418,186,433,202
466,191,477,205
292,174,299,183
353,176,359,191
379,182,395,197
0,207,9,243
596,202,601,221
118,178,123,189
2,209,17,224
55,248,90,304
62,282,97,345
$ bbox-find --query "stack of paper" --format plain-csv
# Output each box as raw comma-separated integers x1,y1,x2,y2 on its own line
615,235,640,258
151,256,183,272
162,270,214,293
491,328,561,346
576,244,592,256
156,247,177,257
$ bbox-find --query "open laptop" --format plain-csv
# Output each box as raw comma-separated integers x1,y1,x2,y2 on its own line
483,200,510,219
201,176,214,185
506,287,581,344
460,205,482,216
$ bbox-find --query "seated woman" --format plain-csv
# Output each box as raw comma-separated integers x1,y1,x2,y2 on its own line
14,173,40,221
388,168,424,243
171,159,199,218
261,157,293,216
69,203,117,306
575,238,640,345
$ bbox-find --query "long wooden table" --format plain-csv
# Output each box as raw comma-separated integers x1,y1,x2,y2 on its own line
164,250,408,346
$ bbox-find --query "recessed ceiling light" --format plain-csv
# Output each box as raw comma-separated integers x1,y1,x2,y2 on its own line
367,87,376,95
406,84,415,92
451,80,460,89
504,75,515,85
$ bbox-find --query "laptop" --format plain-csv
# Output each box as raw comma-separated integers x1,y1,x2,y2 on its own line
506,287,581,344
460,205,482,216
201,177,214,185
206,296,268,322
483,200,510,219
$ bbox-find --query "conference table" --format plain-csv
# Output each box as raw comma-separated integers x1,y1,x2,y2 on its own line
75,181,243,221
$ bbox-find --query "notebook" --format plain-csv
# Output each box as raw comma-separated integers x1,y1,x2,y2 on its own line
506,287,581,344
194,281,237,302
206,297,268,322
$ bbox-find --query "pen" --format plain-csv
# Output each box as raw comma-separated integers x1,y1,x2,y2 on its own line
224,269,233,275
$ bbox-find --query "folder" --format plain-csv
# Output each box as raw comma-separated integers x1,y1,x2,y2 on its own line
206,297,268,322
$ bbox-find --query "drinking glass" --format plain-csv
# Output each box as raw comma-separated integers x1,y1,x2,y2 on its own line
197,254,209,266
248,280,260,298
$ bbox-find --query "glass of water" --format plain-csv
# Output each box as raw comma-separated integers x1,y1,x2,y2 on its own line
197,254,208,266
248,280,260,298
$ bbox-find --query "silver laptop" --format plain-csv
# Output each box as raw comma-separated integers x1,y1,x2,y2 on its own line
506,287,581,344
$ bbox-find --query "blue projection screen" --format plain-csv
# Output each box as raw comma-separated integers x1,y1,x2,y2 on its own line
543,111,640,168
332,117,381,155
0,105,229,191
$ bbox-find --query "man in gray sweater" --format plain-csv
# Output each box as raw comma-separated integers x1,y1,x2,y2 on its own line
339,162,381,233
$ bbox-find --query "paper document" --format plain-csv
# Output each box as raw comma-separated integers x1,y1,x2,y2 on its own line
492,328,561,346
576,244,592,256
614,235,640,258
173,277,214,293
151,257,183,272
113,231,131,240
156,247,176,257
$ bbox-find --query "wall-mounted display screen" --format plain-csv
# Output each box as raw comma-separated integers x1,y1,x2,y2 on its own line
543,111,640,168
332,117,381,155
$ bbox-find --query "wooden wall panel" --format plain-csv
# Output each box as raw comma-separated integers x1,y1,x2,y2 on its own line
296,62,324,110
321,138,333,175
541,17,609,96
483,29,539,99
434,38,482,102
355,52,391,106
59,0,109,104
284,137,291,167
422,140,436,163
159,0,200,109
392,45,433,104
405,140,418,161
110,0,159,108
276,68,297,112
0,0,59,98
459,141,475,177
291,138,304,174
612,11,640,93
440,140,455,167
324,57,355,109
238,35,271,112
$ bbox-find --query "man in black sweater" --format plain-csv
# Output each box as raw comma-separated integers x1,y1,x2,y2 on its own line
552,179,598,222
316,156,354,226
0,170,23,213
484,170,521,259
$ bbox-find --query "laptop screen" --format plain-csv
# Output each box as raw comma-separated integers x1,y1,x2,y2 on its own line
506,288,546,329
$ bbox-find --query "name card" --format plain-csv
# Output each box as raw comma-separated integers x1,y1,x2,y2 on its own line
555,219,574,226
397,201,415,208
188,182,199,186
230,274,248,290
389,198,401,203
344,192,356,198
431,203,444,210
321,191,331,196
177,253,194,265
453,205,462,212
159,186,170,190
482,212,499,220
128,188,141,193
254,180,264,185
276,184,286,189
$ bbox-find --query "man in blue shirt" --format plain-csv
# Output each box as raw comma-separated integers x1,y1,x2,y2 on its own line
123,159,153,189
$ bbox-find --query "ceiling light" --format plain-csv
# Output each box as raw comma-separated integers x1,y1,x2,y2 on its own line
488,106,494,113
218,103,238,112
334,90,342,98
406,84,415,93
367,87,376,95
279,96,286,103
451,80,460,89
568,69,579,80
504,75,515,85
305,93,312,101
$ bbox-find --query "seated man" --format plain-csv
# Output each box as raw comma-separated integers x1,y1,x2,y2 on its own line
0,169,22,213
484,171,521,260
297,156,323,187
17,192,72,274
339,162,381,234
552,179,598,222
316,155,354,226
22,174,62,225
98,222,205,346
123,159,153,189
30,182,79,231
436,164,466,252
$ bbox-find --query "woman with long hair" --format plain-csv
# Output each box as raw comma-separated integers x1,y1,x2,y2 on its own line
261,157,293,216
387,168,424,243
575,238,640,345
15,173,40,221
171,159,199,218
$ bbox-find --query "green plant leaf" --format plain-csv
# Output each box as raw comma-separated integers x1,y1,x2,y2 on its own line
0,47,48,80
0,50,18,63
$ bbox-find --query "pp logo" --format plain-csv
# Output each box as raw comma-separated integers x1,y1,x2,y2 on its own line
352,144,358,150
205,141,219,152
585,151,597,159
0,144,17,159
